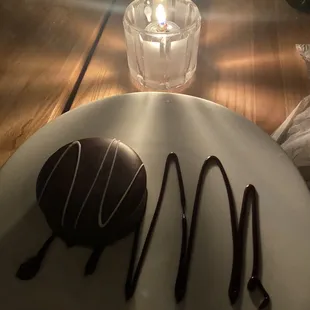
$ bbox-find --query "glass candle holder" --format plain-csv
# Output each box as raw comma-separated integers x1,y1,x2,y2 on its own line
123,0,201,91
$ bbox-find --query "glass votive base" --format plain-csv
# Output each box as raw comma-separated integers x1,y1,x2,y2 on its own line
123,0,201,91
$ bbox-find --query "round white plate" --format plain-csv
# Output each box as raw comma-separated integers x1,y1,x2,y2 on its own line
0,93,309,310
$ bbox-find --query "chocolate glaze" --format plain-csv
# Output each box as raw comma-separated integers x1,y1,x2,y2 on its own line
17,138,147,280
84,247,105,276
35,138,147,248
124,154,270,309
16,234,56,280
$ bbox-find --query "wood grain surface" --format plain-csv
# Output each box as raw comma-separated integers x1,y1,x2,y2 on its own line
72,0,310,133
0,0,111,167
0,0,309,167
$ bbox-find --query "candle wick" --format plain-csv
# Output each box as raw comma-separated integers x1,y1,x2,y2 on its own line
158,22,168,32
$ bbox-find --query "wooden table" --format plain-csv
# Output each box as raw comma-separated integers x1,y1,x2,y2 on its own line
0,0,310,167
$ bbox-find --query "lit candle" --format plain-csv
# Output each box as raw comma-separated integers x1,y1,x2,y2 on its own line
142,4,184,86
156,4,167,31
145,4,180,33
123,0,201,90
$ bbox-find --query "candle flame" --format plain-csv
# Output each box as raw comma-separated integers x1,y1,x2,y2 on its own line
156,4,166,27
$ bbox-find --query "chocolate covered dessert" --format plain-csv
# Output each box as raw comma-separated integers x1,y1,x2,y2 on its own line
16,139,270,309
17,138,147,279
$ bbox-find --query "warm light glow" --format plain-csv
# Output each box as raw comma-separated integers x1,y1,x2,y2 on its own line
156,4,166,27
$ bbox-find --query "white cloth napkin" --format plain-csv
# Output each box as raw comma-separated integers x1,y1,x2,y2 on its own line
296,44,310,77
272,95,310,188
272,44,310,188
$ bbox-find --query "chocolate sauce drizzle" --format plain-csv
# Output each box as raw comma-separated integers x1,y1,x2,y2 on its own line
16,234,56,280
16,153,270,309
125,153,187,300
84,247,105,276
125,154,270,309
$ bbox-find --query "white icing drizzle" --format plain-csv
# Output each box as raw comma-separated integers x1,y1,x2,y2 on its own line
74,139,116,228
39,138,145,230
98,163,145,228
98,140,120,227
38,141,82,211
61,142,82,227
